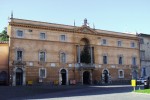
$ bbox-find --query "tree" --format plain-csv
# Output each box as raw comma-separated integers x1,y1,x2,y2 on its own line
0,27,9,41
80,45,91,64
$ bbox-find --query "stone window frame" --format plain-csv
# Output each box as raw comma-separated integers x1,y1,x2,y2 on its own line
15,48,24,61
39,68,47,78
102,53,108,64
60,34,67,42
39,50,46,62
101,39,107,45
16,29,24,38
132,56,137,65
118,69,124,78
117,40,122,47
131,41,136,48
40,32,46,40
118,54,124,65
60,52,67,63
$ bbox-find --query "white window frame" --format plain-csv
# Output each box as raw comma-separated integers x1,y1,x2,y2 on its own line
60,52,66,63
118,69,124,78
16,30,24,38
60,35,66,42
39,68,46,78
40,33,46,40
16,50,23,61
103,55,107,64
101,39,107,45
39,51,46,62
117,40,122,47
118,56,123,65
131,42,135,48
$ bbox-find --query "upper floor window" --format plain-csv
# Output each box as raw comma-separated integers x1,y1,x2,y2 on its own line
140,38,144,44
132,57,136,65
140,50,145,60
40,33,46,40
102,39,107,45
60,53,66,63
60,35,66,41
117,41,122,47
17,30,23,37
131,42,135,48
118,56,123,65
39,51,46,62
17,50,23,60
103,55,107,64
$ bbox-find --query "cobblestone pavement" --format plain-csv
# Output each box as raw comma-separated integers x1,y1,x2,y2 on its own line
0,85,149,100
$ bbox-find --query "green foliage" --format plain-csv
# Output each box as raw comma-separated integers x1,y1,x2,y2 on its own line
135,89,150,94
0,28,9,41
80,45,91,64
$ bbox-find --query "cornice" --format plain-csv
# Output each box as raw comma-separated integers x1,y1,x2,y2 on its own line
9,22,138,40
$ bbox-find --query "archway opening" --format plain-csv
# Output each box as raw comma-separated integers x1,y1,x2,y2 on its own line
103,70,109,83
61,69,67,85
0,71,7,85
16,68,23,86
83,71,90,85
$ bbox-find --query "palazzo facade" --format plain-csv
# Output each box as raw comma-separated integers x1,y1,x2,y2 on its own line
8,18,140,86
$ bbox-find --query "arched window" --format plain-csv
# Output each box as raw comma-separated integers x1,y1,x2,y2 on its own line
60,53,66,63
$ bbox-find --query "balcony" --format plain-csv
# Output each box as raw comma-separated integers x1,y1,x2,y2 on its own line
12,60,26,66
76,63,95,70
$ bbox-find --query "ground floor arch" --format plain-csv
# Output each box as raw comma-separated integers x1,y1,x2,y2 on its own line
83,71,90,84
102,69,110,84
12,67,26,86
59,68,68,85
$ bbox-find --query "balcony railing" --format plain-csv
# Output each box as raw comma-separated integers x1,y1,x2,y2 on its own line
12,60,26,65
76,63,95,70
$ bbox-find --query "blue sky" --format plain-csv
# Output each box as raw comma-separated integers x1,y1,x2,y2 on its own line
0,0,150,34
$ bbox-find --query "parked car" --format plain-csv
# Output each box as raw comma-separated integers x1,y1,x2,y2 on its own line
137,77,146,84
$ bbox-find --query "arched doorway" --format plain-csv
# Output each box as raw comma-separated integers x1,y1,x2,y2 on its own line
16,68,23,86
61,69,67,85
83,71,90,85
0,71,7,85
102,70,109,84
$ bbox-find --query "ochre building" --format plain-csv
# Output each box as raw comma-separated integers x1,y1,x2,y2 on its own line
0,41,9,85
8,18,140,86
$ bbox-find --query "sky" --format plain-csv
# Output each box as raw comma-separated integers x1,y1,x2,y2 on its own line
0,0,150,34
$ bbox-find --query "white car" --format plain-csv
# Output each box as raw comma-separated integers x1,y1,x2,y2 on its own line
137,78,146,84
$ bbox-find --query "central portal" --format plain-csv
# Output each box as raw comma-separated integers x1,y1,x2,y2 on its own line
16,68,23,86
83,71,90,85
61,69,66,85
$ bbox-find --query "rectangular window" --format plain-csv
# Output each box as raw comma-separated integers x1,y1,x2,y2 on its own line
118,56,123,65
60,53,66,63
102,39,107,45
140,51,145,60
60,35,66,41
103,56,107,64
40,33,45,39
140,38,144,44
39,68,46,78
118,70,124,78
131,42,135,48
17,51,22,60
39,52,45,62
118,41,122,47
132,57,136,65
17,30,23,37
